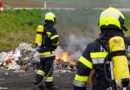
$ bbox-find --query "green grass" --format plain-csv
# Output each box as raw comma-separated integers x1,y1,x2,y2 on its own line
0,9,130,50
0,9,43,50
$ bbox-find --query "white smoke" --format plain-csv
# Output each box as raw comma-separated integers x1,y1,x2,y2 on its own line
65,35,92,60
55,35,92,61
55,46,64,57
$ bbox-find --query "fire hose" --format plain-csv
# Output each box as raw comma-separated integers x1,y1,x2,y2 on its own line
29,63,53,90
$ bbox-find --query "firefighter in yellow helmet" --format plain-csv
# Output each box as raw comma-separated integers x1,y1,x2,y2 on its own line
33,12,59,89
73,7,130,90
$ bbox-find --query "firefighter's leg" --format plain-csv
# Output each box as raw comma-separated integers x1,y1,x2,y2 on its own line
44,56,55,88
33,58,45,88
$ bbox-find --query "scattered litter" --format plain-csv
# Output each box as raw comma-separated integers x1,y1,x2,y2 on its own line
0,42,40,72
0,42,77,73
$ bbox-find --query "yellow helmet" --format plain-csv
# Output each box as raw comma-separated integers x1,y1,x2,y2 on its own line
44,12,56,23
99,7,127,31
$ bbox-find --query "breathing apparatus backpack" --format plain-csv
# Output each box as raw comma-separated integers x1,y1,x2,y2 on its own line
109,36,130,88
98,36,130,89
35,25,44,46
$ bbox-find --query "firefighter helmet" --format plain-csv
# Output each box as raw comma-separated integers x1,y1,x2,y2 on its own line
44,12,56,24
99,7,127,31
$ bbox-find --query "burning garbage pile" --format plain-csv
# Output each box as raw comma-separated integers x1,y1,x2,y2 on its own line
0,43,77,73
0,42,40,72
54,47,77,72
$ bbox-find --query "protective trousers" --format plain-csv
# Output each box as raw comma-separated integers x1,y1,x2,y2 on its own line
92,71,112,90
35,56,55,87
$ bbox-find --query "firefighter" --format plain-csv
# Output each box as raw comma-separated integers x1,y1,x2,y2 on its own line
33,12,59,89
73,7,130,90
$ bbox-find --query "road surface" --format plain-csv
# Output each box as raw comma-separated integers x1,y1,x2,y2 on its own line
0,67,92,90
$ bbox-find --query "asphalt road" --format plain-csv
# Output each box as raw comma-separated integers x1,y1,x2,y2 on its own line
0,68,92,90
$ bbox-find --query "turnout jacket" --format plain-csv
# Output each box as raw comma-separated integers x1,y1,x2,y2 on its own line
73,37,130,89
38,24,59,57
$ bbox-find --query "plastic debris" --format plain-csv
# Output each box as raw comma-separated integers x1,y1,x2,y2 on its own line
0,42,40,72
0,42,76,73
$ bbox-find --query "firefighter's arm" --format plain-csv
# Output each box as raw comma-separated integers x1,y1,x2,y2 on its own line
73,44,93,90
125,37,130,60
127,52,130,60
127,53,130,69
50,30,59,49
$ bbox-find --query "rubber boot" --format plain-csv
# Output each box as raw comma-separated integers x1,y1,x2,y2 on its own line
33,74,44,89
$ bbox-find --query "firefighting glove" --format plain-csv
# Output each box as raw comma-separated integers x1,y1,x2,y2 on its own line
35,43,41,51
37,47,42,51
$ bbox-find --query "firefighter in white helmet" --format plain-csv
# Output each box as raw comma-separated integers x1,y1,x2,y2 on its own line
73,7,130,90
33,12,59,89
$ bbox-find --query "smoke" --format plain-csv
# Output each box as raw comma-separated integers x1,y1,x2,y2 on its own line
55,46,64,58
55,35,92,61
65,35,92,59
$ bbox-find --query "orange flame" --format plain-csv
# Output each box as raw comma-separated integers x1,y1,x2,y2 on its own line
61,51,68,62
55,51,76,65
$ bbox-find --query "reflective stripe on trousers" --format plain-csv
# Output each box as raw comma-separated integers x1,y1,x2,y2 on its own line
37,70,45,76
45,76,53,82
73,80,87,87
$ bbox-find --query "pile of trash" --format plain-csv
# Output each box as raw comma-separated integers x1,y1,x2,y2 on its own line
54,59,76,72
0,42,40,72
0,43,77,73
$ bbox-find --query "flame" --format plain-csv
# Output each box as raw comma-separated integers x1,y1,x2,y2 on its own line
56,55,60,64
55,51,76,65
56,55,60,60
61,51,68,62
70,61,76,66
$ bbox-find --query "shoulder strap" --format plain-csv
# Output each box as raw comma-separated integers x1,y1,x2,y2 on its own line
96,39,109,52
